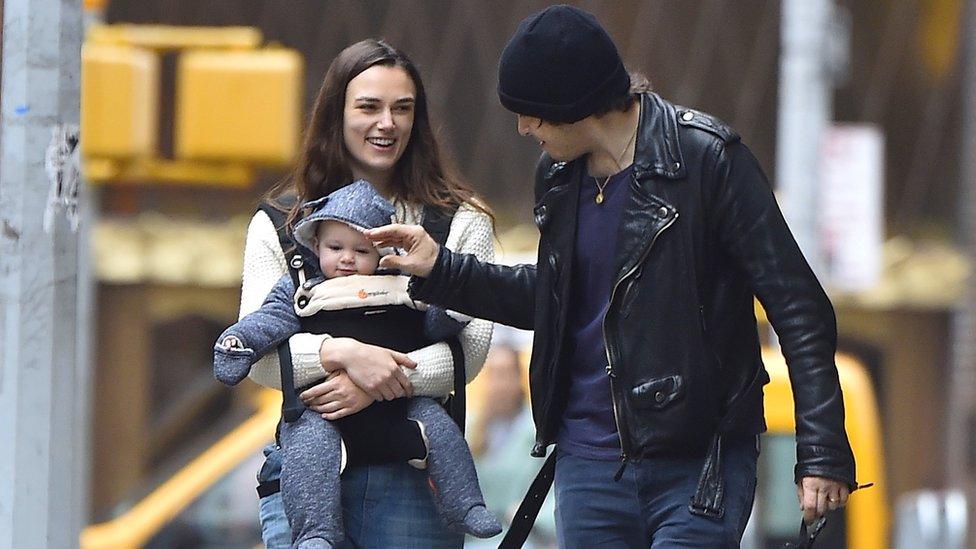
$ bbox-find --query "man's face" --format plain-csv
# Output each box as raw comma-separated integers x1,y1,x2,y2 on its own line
516,114,590,161
315,221,380,278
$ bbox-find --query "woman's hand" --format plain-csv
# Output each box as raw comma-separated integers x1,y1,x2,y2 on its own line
319,337,416,401
300,370,374,420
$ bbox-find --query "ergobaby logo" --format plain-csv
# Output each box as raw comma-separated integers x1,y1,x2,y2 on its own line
358,289,388,299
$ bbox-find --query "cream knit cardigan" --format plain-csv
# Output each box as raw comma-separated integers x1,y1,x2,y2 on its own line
240,201,495,397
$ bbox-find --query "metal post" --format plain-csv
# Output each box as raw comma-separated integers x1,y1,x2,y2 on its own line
948,0,976,545
776,0,835,276
0,0,85,547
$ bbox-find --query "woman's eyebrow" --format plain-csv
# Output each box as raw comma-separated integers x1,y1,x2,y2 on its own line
352,96,415,104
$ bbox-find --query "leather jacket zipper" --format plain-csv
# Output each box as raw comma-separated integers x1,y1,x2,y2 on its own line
602,207,679,462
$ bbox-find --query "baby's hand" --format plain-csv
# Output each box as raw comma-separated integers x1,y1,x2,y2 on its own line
221,335,244,350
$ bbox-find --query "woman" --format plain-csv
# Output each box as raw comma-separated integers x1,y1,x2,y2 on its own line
240,39,495,548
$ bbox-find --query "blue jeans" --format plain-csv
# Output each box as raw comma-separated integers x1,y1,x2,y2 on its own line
257,444,292,548
554,436,759,548
257,444,463,548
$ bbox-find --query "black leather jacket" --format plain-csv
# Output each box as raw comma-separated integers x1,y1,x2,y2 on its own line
411,93,856,493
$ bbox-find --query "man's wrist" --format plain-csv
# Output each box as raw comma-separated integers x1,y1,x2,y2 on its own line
420,243,442,278
409,246,448,300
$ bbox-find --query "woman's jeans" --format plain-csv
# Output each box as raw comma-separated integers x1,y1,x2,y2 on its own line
257,443,463,548
553,436,759,548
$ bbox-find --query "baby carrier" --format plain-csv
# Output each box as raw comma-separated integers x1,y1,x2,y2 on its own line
255,198,467,496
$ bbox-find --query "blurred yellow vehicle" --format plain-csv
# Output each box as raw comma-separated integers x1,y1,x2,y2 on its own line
81,349,888,548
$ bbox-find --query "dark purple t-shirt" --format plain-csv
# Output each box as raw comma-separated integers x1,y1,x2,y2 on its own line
556,165,632,460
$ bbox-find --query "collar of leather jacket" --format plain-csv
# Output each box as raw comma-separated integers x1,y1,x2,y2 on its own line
539,92,688,186
632,93,688,180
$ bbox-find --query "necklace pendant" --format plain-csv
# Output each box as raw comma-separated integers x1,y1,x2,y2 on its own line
595,192,604,204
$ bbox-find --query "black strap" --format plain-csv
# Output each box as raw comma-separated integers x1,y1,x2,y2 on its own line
257,199,306,424
257,198,303,290
783,516,828,548
420,205,466,431
278,345,304,423
257,479,281,499
446,337,465,433
422,204,454,246
498,452,557,549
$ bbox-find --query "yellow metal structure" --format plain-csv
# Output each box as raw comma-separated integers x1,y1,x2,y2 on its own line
81,349,888,547
176,48,303,164
81,43,158,158
80,390,279,549
84,157,252,187
82,25,302,185
762,348,889,549
86,25,262,51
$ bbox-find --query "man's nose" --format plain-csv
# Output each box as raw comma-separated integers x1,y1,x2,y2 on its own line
516,115,533,136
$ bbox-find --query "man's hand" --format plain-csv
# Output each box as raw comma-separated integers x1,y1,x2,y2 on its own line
319,337,416,401
300,370,374,420
365,224,439,277
797,476,850,523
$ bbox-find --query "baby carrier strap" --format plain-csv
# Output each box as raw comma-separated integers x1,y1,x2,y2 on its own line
421,205,467,433
255,198,306,424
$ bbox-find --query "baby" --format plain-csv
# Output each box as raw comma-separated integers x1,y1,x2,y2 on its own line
214,180,500,548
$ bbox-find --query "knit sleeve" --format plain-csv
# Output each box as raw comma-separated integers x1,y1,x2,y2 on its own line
241,210,331,389
405,204,495,397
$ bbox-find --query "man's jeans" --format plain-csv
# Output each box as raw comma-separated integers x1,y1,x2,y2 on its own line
257,443,463,548
554,436,759,548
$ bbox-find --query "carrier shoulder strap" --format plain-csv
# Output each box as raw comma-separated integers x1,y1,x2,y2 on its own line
420,204,466,432
256,198,305,423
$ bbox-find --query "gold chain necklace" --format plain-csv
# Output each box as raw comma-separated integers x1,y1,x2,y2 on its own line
594,122,638,205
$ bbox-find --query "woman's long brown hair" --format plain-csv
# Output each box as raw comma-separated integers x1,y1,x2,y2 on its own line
267,39,493,231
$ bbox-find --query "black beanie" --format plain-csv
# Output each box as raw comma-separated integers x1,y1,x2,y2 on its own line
498,4,630,124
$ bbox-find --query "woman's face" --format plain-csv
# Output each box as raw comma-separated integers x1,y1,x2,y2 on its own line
343,65,416,189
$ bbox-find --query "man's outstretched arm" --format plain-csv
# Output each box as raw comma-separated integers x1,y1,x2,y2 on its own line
367,224,537,330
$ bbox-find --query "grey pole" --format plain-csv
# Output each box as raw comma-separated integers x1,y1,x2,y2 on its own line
776,0,835,277
0,0,86,547
947,0,976,545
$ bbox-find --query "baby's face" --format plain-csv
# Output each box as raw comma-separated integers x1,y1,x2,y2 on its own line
315,220,380,277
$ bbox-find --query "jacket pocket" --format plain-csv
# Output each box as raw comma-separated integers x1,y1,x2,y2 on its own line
630,375,683,410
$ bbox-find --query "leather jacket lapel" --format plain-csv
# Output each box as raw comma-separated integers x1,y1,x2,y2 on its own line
612,173,678,285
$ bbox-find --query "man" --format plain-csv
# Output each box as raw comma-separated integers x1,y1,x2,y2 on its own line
369,5,855,547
